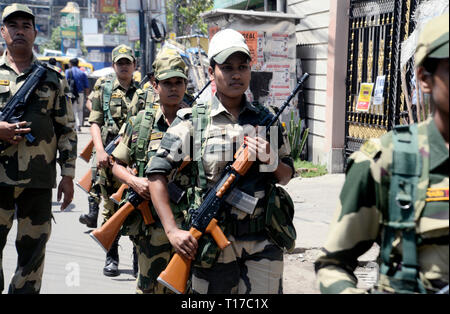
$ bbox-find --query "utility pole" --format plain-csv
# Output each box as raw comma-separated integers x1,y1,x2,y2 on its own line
172,0,179,35
139,0,146,76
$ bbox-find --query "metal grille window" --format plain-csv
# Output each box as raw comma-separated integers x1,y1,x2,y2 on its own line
345,0,418,161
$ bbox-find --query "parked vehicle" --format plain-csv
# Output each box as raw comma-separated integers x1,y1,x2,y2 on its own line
38,56,94,74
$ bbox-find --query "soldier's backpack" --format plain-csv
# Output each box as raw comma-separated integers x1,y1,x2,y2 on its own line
379,123,427,294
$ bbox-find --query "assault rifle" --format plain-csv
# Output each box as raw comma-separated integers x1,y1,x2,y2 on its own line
91,157,191,252
90,187,155,251
157,72,310,294
90,80,212,252
76,135,121,193
0,63,47,152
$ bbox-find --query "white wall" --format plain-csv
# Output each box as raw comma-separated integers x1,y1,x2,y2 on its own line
288,0,330,165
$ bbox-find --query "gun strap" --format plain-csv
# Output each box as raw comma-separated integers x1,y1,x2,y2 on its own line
192,102,211,190
380,123,426,293
135,103,156,177
102,79,116,128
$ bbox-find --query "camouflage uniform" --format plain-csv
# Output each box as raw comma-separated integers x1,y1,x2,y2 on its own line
0,48,77,292
315,118,448,293
88,69,139,223
146,94,295,294
112,49,192,293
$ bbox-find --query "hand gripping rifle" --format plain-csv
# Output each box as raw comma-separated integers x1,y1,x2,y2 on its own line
76,134,121,193
91,157,191,252
157,72,310,294
90,81,214,253
0,63,47,152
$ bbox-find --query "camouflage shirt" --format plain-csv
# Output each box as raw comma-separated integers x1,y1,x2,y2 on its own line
112,101,194,236
88,76,139,141
0,53,77,188
126,85,159,119
146,94,294,226
315,118,449,293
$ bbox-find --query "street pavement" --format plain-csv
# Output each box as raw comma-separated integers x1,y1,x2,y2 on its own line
2,126,347,294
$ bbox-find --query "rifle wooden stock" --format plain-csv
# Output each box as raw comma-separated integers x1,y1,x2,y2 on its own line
158,73,310,294
79,139,94,163
157,218,229,294
76,169,92,193
91,189,155,252
110,169,138,205
90,199,155,252
110,183,129,205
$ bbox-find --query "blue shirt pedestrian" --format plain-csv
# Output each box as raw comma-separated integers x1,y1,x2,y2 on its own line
65,66,89,93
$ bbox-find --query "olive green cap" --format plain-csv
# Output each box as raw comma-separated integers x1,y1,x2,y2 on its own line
2,3,34,23
415,13,449,67
112,44,135,63
152,49,188,81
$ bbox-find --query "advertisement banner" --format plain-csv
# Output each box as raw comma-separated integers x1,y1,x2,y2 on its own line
99,0,119,14
356,83,375,112
60,3,79,40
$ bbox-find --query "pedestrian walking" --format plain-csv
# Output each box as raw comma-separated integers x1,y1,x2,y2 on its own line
66,58,90,132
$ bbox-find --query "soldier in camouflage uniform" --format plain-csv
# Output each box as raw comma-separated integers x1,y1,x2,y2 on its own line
315,14,449,294
84,44,140,277
111,49,193,293
146,29,295,294
0,4,77,293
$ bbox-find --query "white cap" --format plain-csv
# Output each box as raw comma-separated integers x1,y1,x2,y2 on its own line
208,29,251,64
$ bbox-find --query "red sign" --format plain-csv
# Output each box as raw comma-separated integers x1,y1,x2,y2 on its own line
99,0,119,14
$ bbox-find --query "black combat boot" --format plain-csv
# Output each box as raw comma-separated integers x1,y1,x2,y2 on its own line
132,245,138,278
79,196,99,228
103,234,120,277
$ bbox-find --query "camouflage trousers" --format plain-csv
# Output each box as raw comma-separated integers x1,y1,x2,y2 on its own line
90,166,122,224
131,216,184,294
0,187,52,294
191,235,284,294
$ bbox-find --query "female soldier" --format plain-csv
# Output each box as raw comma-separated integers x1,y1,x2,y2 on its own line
111,49,192,293
146,29,295,294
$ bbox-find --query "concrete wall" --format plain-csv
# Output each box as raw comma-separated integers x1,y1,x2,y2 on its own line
287,0,330,167
288,0,348,173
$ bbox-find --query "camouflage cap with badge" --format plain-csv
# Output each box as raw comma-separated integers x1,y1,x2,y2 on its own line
415,12,449,67
2,3,35,24
112,44,135,63
152,49,188,81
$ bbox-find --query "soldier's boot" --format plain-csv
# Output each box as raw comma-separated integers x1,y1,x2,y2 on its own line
132,245,138,278
79,196,99,228
103,234,120,277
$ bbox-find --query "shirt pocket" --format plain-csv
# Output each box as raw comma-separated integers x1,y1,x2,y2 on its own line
0,84,11,108
109,97,123,119
203,132,233,179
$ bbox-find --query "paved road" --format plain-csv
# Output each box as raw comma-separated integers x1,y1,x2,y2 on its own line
2,126,347,294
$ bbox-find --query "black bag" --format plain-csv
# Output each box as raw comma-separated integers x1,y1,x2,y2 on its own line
67,69,79,100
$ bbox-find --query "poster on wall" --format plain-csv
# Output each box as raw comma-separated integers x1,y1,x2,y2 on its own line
205,15,297,124
99,0,119,14
356,83,375,112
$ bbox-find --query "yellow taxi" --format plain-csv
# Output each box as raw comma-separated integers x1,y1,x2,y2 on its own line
37,56,94,75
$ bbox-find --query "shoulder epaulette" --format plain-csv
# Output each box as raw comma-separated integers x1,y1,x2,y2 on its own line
177,107,193,120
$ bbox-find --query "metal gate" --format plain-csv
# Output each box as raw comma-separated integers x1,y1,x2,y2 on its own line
344,0,419,160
